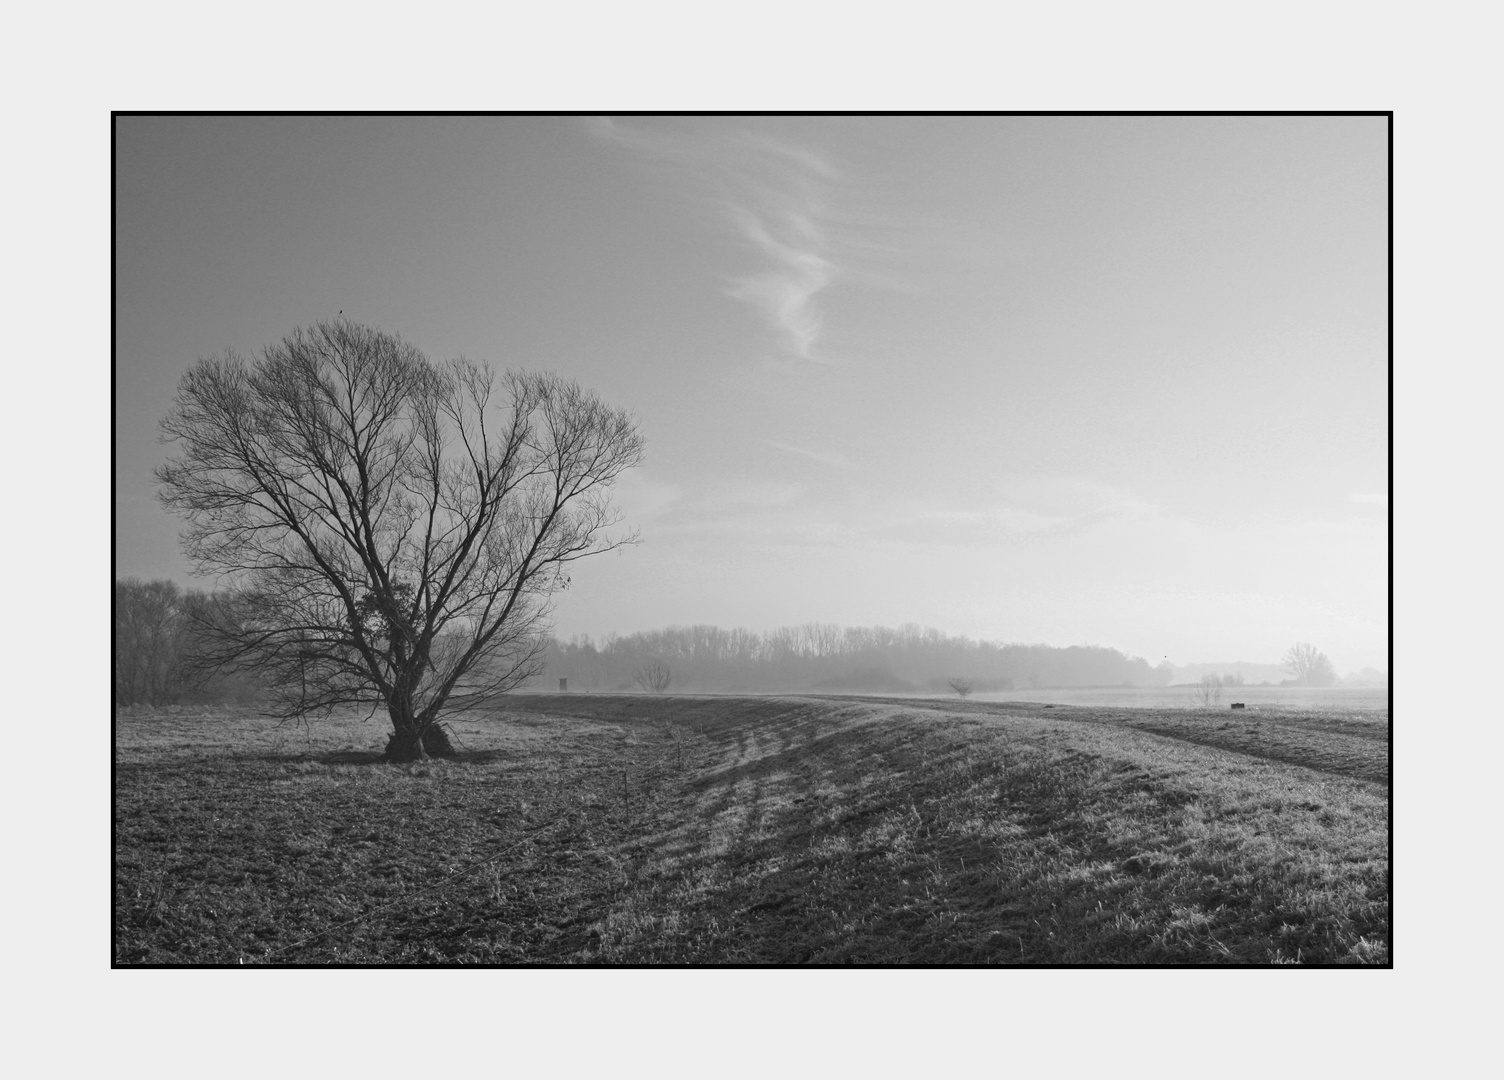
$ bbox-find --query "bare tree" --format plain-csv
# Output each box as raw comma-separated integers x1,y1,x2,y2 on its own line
1193,673,1223,706
1283,642,1337,688
947,678,974,698
115,578,190,706
634,660,671,693
157,319,644,761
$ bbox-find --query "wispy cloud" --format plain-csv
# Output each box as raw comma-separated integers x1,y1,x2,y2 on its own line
1349,492,1388,507
586,119,842,363
611,470,683,525
641,479,815,544
992,477,1155,527
767,440,849,469
876,478,1160,549
699,479,807,512
720,145,838,361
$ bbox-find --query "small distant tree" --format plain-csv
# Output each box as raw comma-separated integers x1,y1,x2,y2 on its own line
947,678,974,698
1193,674,1223,706
635,660,671,693
156,319,644,762
1284,643,1337,688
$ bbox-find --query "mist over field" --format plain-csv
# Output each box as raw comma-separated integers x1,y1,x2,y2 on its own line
531,623,1385,699
116,576,1383,713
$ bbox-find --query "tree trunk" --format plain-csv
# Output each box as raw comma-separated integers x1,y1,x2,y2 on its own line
421,722,458,757
383,726,427,763
383,719,458,762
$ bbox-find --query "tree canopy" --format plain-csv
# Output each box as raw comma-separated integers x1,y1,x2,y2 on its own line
1283,642,1337,688
157,319,644,760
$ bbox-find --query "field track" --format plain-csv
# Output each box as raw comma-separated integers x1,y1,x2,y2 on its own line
839,695,1389,783
115,694,1389,964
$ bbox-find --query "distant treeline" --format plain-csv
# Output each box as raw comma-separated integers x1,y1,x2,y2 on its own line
536,623,1174,694
1170,661,1386,689
114,578,262,707
122,575,1365,706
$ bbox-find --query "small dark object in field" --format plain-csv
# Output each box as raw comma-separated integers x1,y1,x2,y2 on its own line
1121,855,1159,876
1230,703,1245,710
1043,704,1055,708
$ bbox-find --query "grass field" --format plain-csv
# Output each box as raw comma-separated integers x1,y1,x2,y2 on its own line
115,693,1389,964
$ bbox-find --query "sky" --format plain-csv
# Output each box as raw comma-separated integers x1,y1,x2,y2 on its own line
115,115,1388,673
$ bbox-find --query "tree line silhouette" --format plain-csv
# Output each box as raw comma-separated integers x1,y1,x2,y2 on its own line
116,581,1174,706
538,623,1174,695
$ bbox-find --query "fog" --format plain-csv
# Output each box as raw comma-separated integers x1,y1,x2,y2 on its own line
530,623,1385,700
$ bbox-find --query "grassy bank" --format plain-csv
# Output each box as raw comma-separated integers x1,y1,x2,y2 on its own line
114,694,1389,964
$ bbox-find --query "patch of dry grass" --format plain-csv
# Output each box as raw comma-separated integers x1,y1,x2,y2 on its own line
114,695,1388,964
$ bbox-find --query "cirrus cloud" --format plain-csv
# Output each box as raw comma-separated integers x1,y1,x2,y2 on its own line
586,118,842,363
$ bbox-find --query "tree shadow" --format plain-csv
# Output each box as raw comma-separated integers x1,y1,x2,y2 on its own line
318,749,387,765
292,747,514,767
215,747,388,766
447,748,510,765
216,744,525,768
